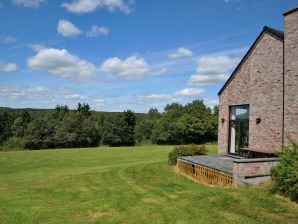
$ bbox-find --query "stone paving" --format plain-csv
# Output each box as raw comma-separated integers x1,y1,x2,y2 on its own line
179,155,234,174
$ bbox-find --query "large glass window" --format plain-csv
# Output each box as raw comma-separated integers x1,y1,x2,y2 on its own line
229,105,249,155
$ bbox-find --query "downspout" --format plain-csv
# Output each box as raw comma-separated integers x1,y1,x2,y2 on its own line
282,38,285,148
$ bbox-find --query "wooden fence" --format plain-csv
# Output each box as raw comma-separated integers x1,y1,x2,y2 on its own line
177,159,233,187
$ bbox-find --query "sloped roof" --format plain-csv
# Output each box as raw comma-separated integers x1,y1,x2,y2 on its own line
218,26,284,96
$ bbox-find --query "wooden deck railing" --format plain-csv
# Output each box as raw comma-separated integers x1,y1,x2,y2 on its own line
177,159,233,187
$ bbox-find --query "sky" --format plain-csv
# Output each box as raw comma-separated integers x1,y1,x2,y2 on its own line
0,0,297,113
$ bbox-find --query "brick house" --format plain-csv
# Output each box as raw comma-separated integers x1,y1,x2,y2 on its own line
218,6,298,158
177,7,297,186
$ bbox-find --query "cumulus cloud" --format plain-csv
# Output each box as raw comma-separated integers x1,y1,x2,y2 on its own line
168,47,193,59
0,35,17,44
27,47,98,81
57,19,82,37
99,55,165,80
0,60,18,72
62,0,132,14
173,88,205,97
188,56,240,86
87,25,109,37
12,0,45,8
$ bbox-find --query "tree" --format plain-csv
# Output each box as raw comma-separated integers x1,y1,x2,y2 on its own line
54,105,69,120
77,102,91,117
122,110,136,146
135,119,154,143
148,108,161,119
101,114,124,146
0,112,13,144
53,108,100,148
135,108,160,143
25,116,55,149
151,100,217,145
101,110,136,146
12,111,31,137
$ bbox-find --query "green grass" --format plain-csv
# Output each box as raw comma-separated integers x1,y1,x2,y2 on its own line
0,144,297,224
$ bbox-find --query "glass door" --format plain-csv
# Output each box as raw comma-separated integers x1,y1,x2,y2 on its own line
229,105,249,155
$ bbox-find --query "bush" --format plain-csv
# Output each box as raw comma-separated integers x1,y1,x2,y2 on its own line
271,140,298,202
168,144,207,165
0,137,27,151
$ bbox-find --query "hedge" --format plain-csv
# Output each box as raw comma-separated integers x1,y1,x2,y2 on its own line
168,144,207,165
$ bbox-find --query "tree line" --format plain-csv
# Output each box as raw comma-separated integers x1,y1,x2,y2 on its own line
0,100,218,150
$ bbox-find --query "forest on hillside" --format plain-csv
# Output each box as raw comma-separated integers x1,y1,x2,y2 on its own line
0,100,218,150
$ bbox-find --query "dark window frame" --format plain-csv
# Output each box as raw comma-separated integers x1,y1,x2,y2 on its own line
228,104,250,156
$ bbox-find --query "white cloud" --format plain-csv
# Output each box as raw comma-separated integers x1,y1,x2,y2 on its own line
29,43,46,52
137,88,205,105
27,47,98,81
0,36,17,44
87,25,109,37
203,98,219,109
0,60,18,72
62,0,132,14
28,86,49,93
0,84,48,102
0,84,89,109
57,19,82,37
65,93,85,100
188,56,240,86
99,55,165,80
174,88,205,97
12,0,45,8
224,0,230,3
168,47,193,59
138,94,172,101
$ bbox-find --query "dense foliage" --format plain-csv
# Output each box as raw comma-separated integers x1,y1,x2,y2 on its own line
271,140,298,202
101,110,136,146
151,101,218,144
0,100,218,150
168,144,207,165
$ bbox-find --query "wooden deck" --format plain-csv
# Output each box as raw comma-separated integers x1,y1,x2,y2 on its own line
177,155,234,187
179,155,234,174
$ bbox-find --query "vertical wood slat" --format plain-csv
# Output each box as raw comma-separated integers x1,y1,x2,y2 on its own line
177,159,233,187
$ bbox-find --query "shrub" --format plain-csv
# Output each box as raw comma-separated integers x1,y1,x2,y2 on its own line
271,140,298,202
168,144,207,165
0,137,27,151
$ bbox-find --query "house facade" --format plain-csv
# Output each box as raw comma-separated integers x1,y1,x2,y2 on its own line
177,7,297,187
218,7,298,158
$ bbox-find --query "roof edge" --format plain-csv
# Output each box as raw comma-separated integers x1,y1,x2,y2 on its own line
218,26,283,96
283,6,298,16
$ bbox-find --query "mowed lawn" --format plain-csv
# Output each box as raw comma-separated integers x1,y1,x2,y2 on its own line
0,145,297,224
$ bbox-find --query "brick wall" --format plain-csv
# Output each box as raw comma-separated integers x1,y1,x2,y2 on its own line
233,159,278,186
284,7,298,144
218,33,283,154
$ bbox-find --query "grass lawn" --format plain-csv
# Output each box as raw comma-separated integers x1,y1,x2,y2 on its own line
0,144,297,224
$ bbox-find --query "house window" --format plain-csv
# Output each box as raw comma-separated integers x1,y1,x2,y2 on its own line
229,105,249,155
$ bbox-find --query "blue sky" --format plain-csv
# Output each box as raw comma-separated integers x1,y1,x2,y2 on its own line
0,0,297,112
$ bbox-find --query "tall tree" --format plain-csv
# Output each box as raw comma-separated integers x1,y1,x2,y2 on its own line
0,112,13,144
101,110,136,146
77,102,91,117
122,110,136,146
